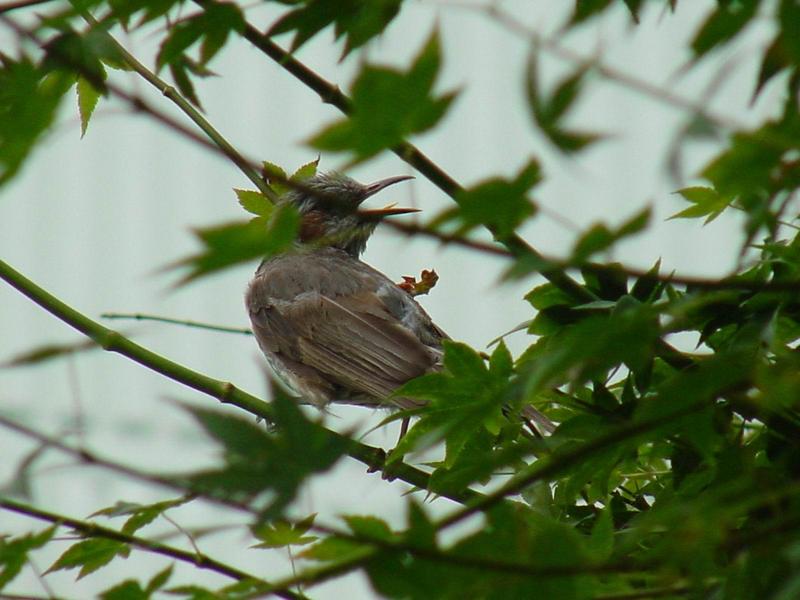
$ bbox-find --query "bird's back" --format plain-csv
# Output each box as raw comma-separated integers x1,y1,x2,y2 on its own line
246,247,445,408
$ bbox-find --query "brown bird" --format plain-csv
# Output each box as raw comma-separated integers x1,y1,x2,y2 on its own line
245,172,553,434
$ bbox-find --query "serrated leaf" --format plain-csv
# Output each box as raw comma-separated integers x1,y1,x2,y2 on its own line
526,49,602,154
571,208,650,263
235,189,273,217
156,5,245,71
0,57,65,186
0,527,56,589
291,156,319,181
268,0,402,58
90,498,191,536
251,514,318,548
47,538,130,579
389,341,511,466
182,386,348,519
76,73,104,138
436,160,540,239
174,204,299,283
169,60,202,110
669,186,730,223
309,31,456,164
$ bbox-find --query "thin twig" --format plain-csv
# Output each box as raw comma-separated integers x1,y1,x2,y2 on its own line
101,312,253,335
0,258,482,506
0,497,297,599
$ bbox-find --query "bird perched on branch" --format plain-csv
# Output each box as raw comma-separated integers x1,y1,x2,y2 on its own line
245,171,553,435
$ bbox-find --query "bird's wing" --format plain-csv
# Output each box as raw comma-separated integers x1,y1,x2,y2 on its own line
249,290,436,402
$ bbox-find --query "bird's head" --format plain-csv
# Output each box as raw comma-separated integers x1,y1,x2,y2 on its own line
281,172,416,257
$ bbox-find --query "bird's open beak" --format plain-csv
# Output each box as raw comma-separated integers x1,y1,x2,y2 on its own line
358,175,416,219
362,175,414,200
358,206,420,220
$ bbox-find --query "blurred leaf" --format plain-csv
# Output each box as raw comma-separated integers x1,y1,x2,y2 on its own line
251,514,317,548
268,0,402,58
433,160,539,239
571,208,650,263
343,515,393,541
169,59,202,109
526,51,602,153
299,537,368,561
0,527,55,590
0,57,65,186
691,0,762,59
2,338,99,368
174,203,299,283
569,0,614,25
90,497,191,535
310,31,456,164
156,4,245,70
47,538,130,580
100,580,148,600
182,386,349,519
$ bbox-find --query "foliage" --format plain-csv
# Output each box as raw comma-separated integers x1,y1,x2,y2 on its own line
1,1,800,599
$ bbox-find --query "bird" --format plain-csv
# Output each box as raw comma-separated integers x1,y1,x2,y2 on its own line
245,171,554,436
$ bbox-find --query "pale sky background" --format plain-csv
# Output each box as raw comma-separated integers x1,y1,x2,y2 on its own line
0,1,782,597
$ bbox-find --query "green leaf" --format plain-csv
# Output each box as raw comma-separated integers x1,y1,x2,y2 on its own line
268,0,402,58
235,189,273,217
343,515,393,542
174,204,299,283
2,338,99,368
436,160,540,239
291,156,320,181
0,527,55,590
691,0,762,59
47,538,130,579
169,59,202,110
526,50,602,153
569,0,614,25
100,580,148,600
182,386,349,519
522,301,660,395
156,5,245,70
571,208,650,263
299,537,368,562
90,497,191,535
586,506,614,561
669,186,731,223
0,57,65,186
76,71,105,138
251,514,318,548
146,565,174,594
309,31,456,164
389,341,510,466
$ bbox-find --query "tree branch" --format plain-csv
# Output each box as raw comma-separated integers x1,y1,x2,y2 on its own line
0,258,482,506
0,497,295,598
